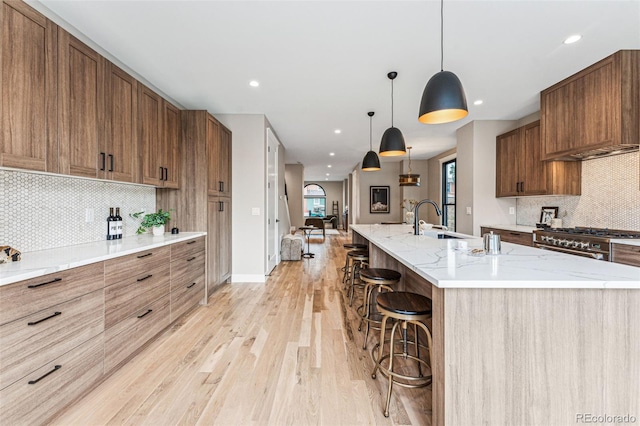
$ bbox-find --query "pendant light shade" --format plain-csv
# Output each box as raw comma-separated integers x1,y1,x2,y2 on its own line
399,146,420,186
379,72,406,157
362,111,380,171
418,0,468,125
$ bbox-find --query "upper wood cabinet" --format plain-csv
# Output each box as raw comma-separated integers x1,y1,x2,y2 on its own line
101,62,138,183
140,85,180,188
541,50,640,160
0,0,58,172
207,117,232,197
496,120,581,197
58,29,105,178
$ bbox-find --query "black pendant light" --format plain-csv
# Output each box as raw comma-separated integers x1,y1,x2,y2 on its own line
399,146,420,186
418,0,468,124
379,72,406,156
362,112,381,171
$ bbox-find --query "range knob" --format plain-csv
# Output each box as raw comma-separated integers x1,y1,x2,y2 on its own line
550,237,557,245
557,239,566,246
540,236,548,242
572,241,581,248
580,241,590,249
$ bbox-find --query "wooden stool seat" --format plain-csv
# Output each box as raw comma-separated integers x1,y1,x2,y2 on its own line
344,243,367,250
371,291,433,418
360,268,402,284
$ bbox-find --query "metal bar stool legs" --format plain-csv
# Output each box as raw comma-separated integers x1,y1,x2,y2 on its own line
370,291,433,418
356,268,401,350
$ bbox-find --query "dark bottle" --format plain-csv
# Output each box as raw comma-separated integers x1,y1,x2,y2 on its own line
115,207,123,239
107,207,117,240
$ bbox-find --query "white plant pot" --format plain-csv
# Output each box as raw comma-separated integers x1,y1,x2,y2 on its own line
405,211,415,224
152,225,165,236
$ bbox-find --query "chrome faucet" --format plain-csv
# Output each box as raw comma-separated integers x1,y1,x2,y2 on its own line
414,199,442,235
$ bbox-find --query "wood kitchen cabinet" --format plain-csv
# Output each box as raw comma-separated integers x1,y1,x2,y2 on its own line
611,243,640,267
157,111,232,300
496,120,581,197
101,62,138,183
541,50,640,160
140,84,180,188
480,227,533,247
58,29,105,178
170,237,205,322
0,0,58,172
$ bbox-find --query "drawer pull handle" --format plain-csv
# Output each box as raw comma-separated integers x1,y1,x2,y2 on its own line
137,274,153,282
137,253,153,259
28,365,61,385
28,278,62,289
28,311,61,326
509,232,520,236
137,309,153,319
187,257,196,262
187,282,196,289
187,241,196,245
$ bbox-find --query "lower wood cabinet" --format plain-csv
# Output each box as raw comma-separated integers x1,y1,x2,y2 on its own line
0,334,104,426
170,237,206,322
611,243,640,267
480,227,533,247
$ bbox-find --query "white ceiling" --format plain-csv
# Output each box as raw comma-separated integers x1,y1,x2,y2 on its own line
35,0,640,182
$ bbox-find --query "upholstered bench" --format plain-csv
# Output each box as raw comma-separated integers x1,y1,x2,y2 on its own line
281,234,304,261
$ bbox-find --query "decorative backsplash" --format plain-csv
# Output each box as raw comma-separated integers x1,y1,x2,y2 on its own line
517,151,640,231
0,170,156,253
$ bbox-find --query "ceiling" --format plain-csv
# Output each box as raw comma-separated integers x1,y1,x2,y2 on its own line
35,0,640,182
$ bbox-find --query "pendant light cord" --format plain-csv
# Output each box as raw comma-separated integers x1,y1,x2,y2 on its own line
391,79,394,127
440,0,444,72
369,115,373,150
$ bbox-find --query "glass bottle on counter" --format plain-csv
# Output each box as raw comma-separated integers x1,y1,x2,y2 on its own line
107,207,117,240
115,207,123,239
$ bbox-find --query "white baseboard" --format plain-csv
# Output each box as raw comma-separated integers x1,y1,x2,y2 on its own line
231,274,266,283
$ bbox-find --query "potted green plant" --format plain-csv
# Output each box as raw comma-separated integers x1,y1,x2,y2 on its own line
130,209,172,236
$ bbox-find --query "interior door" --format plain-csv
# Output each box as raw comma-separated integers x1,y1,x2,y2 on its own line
266,128,279,274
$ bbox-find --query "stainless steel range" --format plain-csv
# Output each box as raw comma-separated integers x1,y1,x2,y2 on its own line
533,227,640,261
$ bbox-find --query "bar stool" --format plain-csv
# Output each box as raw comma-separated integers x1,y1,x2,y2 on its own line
371,291,433,418
357,268,401,350
341,243,368,284
346,250,369,306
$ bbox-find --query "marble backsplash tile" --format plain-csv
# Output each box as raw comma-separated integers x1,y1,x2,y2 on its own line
0,169,156,253
516,151,640,231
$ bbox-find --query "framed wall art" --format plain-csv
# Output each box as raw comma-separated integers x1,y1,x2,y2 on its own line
370,186,390,213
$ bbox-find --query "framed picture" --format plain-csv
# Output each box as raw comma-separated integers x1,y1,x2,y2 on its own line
370,186,390,214
539,206,559,225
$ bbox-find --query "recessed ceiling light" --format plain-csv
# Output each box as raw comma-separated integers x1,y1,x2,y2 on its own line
334,129,341,134
474,100,483,106
327,165,332,168
329,152,335,156
249,80,260,87
325,178,329,180
563,35,582,45
326,173,330,176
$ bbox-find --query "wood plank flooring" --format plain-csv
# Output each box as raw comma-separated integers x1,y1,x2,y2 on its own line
53,231,431,425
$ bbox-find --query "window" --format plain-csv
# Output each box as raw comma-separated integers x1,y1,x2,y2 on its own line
442,159,456,231
304,184,326,217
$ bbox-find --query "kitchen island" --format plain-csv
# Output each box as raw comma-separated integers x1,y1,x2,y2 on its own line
350,224,639,426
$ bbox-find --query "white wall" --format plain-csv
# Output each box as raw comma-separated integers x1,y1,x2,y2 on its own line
457,120,518,236
357,162,403,224
285,164,304,229
215,114,267,282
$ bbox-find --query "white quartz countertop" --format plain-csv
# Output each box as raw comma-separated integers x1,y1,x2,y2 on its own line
0,232,207,287
350,224,640,289
480,224,537,233
611,239,640,247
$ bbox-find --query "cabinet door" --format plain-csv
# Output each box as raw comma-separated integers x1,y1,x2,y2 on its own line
541,82,575,159
139,85,163,186
520,121,547,195
102,62,137,183
218,198,232,282
58,30,104,178
207,198,220,299
495,129,519,197
162,101,180,189
0,1,58,172
219,126,232,196
206,115,221,196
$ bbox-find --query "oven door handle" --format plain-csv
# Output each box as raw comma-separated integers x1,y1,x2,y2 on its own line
535,244,605,260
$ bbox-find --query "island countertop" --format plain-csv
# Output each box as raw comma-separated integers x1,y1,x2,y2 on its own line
0,232,207,287
350,224,639,289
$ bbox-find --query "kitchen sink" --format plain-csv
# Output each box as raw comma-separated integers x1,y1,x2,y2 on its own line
437,234,460,239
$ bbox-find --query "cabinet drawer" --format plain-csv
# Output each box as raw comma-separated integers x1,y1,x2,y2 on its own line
171,250,205,287
104,262,170,329
481,227,533,247
0,263,104,326
104,245,170,286
0,289,104,390
104,293,170,373
0,334,104,426
611,244,640,267
170,237,205,260
170,271,205,322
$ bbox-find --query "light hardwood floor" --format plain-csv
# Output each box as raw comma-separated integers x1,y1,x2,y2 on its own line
53,231,431,425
